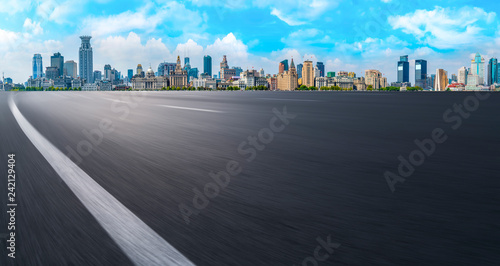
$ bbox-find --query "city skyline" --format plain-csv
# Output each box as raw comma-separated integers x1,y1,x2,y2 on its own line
1,0,500,83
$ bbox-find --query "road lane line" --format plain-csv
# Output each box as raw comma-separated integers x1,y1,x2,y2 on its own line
8,97,195,266
158,104,223,113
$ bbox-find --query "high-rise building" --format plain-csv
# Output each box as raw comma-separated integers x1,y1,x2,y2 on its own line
64,60,77,78
327,72,335,78
280,60,289,72
451,74,457,83
415,59,427,89
79,36,93,83
220,55,229,79
46,66,59,80
51,52,64,77
488,58,498,85
233,67,243,77
297,64,303,79
458,67,468,85
184,57,190,66
398,55,409,83
277,58,298,91
302,60,314,87
104,64,112,80
435,69,448,91
32,54,43,79
471,53,484,85
316,62,325,77
203,55,212,77
93,70,102,81
128,69,133,81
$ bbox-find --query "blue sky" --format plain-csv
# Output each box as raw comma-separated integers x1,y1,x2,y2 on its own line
0,0,499,83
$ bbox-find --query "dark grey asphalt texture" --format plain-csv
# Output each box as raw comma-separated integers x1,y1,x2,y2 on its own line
0,91,499,265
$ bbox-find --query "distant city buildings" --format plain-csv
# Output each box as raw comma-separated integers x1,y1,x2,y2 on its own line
296,64,303,79
488,58,498,85
170,56,188,87
93,70,102,81
365,70,387,90
470,53,485,85
415,59,427,89
277,58,298,91
397,55,409,84
203,55,212,77
32,54,43,79
302,60,314,87
64,60,77,78
435,69,448,91
51,52,64,77
458,67,468,85
316,62,325,77
79,36,93,83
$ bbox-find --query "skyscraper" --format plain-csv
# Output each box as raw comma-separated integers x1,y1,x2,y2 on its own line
64,60,77,78
277,58,298,91
316,62,325,77
302,60,314,87
435,69,448,91
488,58,498,85
280,60,289,72
32,54,43,79
297,64,303,79
471,53,484,85
398,55,409,83
458,67,468,85
51,52,64,77
415,59,427,89
204,55,212,77
93,70,102,81
79,36,93,83
128,69,133,81
104,64,112,80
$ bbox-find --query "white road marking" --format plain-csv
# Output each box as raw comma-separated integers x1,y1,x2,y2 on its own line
104,98,130,103
158,104,223,113
257,98,320,102
8,97,195,266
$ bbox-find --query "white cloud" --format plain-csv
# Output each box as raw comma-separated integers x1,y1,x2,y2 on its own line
23,19,44,35
388,6,497,49
256,0,341,26
0,0,32,14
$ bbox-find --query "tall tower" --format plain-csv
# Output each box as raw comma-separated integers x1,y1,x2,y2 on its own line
415,59,427,88
436,69,448,91
203,55,212,77
51,52,64,77
398,55,409,83
32,54,43,79
302,60,314,87
488,58,498,85
79,36,93,83
316,62,325,77
471,53,484,85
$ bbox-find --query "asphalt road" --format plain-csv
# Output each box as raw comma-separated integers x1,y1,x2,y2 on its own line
0,91,499,265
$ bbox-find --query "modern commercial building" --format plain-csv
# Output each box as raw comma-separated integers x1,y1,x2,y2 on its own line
93,70,102,81
297,64,303,79
277,58,298,91
203,55,212,77
314,66,321,78
158,62,176,77
32,54,43,79
458,67,468,85
398,55,409,83
170,56,188,87
471,53,485,85
415,59,427,89
488,58,498,85
327,72,335,78
128,69,133,81
51,52,64,78
365,69,387,89
279,59,289,74
104,64,112,80
302,60,314,87
64,60,77,78
45,66,59,80
316,62,325,77
435,69,448,91
79,36,93,83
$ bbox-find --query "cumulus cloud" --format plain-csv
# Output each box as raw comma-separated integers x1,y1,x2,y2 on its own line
388,6,496,49
23,19,44,35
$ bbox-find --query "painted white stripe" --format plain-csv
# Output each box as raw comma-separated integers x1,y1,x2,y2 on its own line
8,97,195,266
158,104,223,113
103,98,130,103
258,98,319,102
